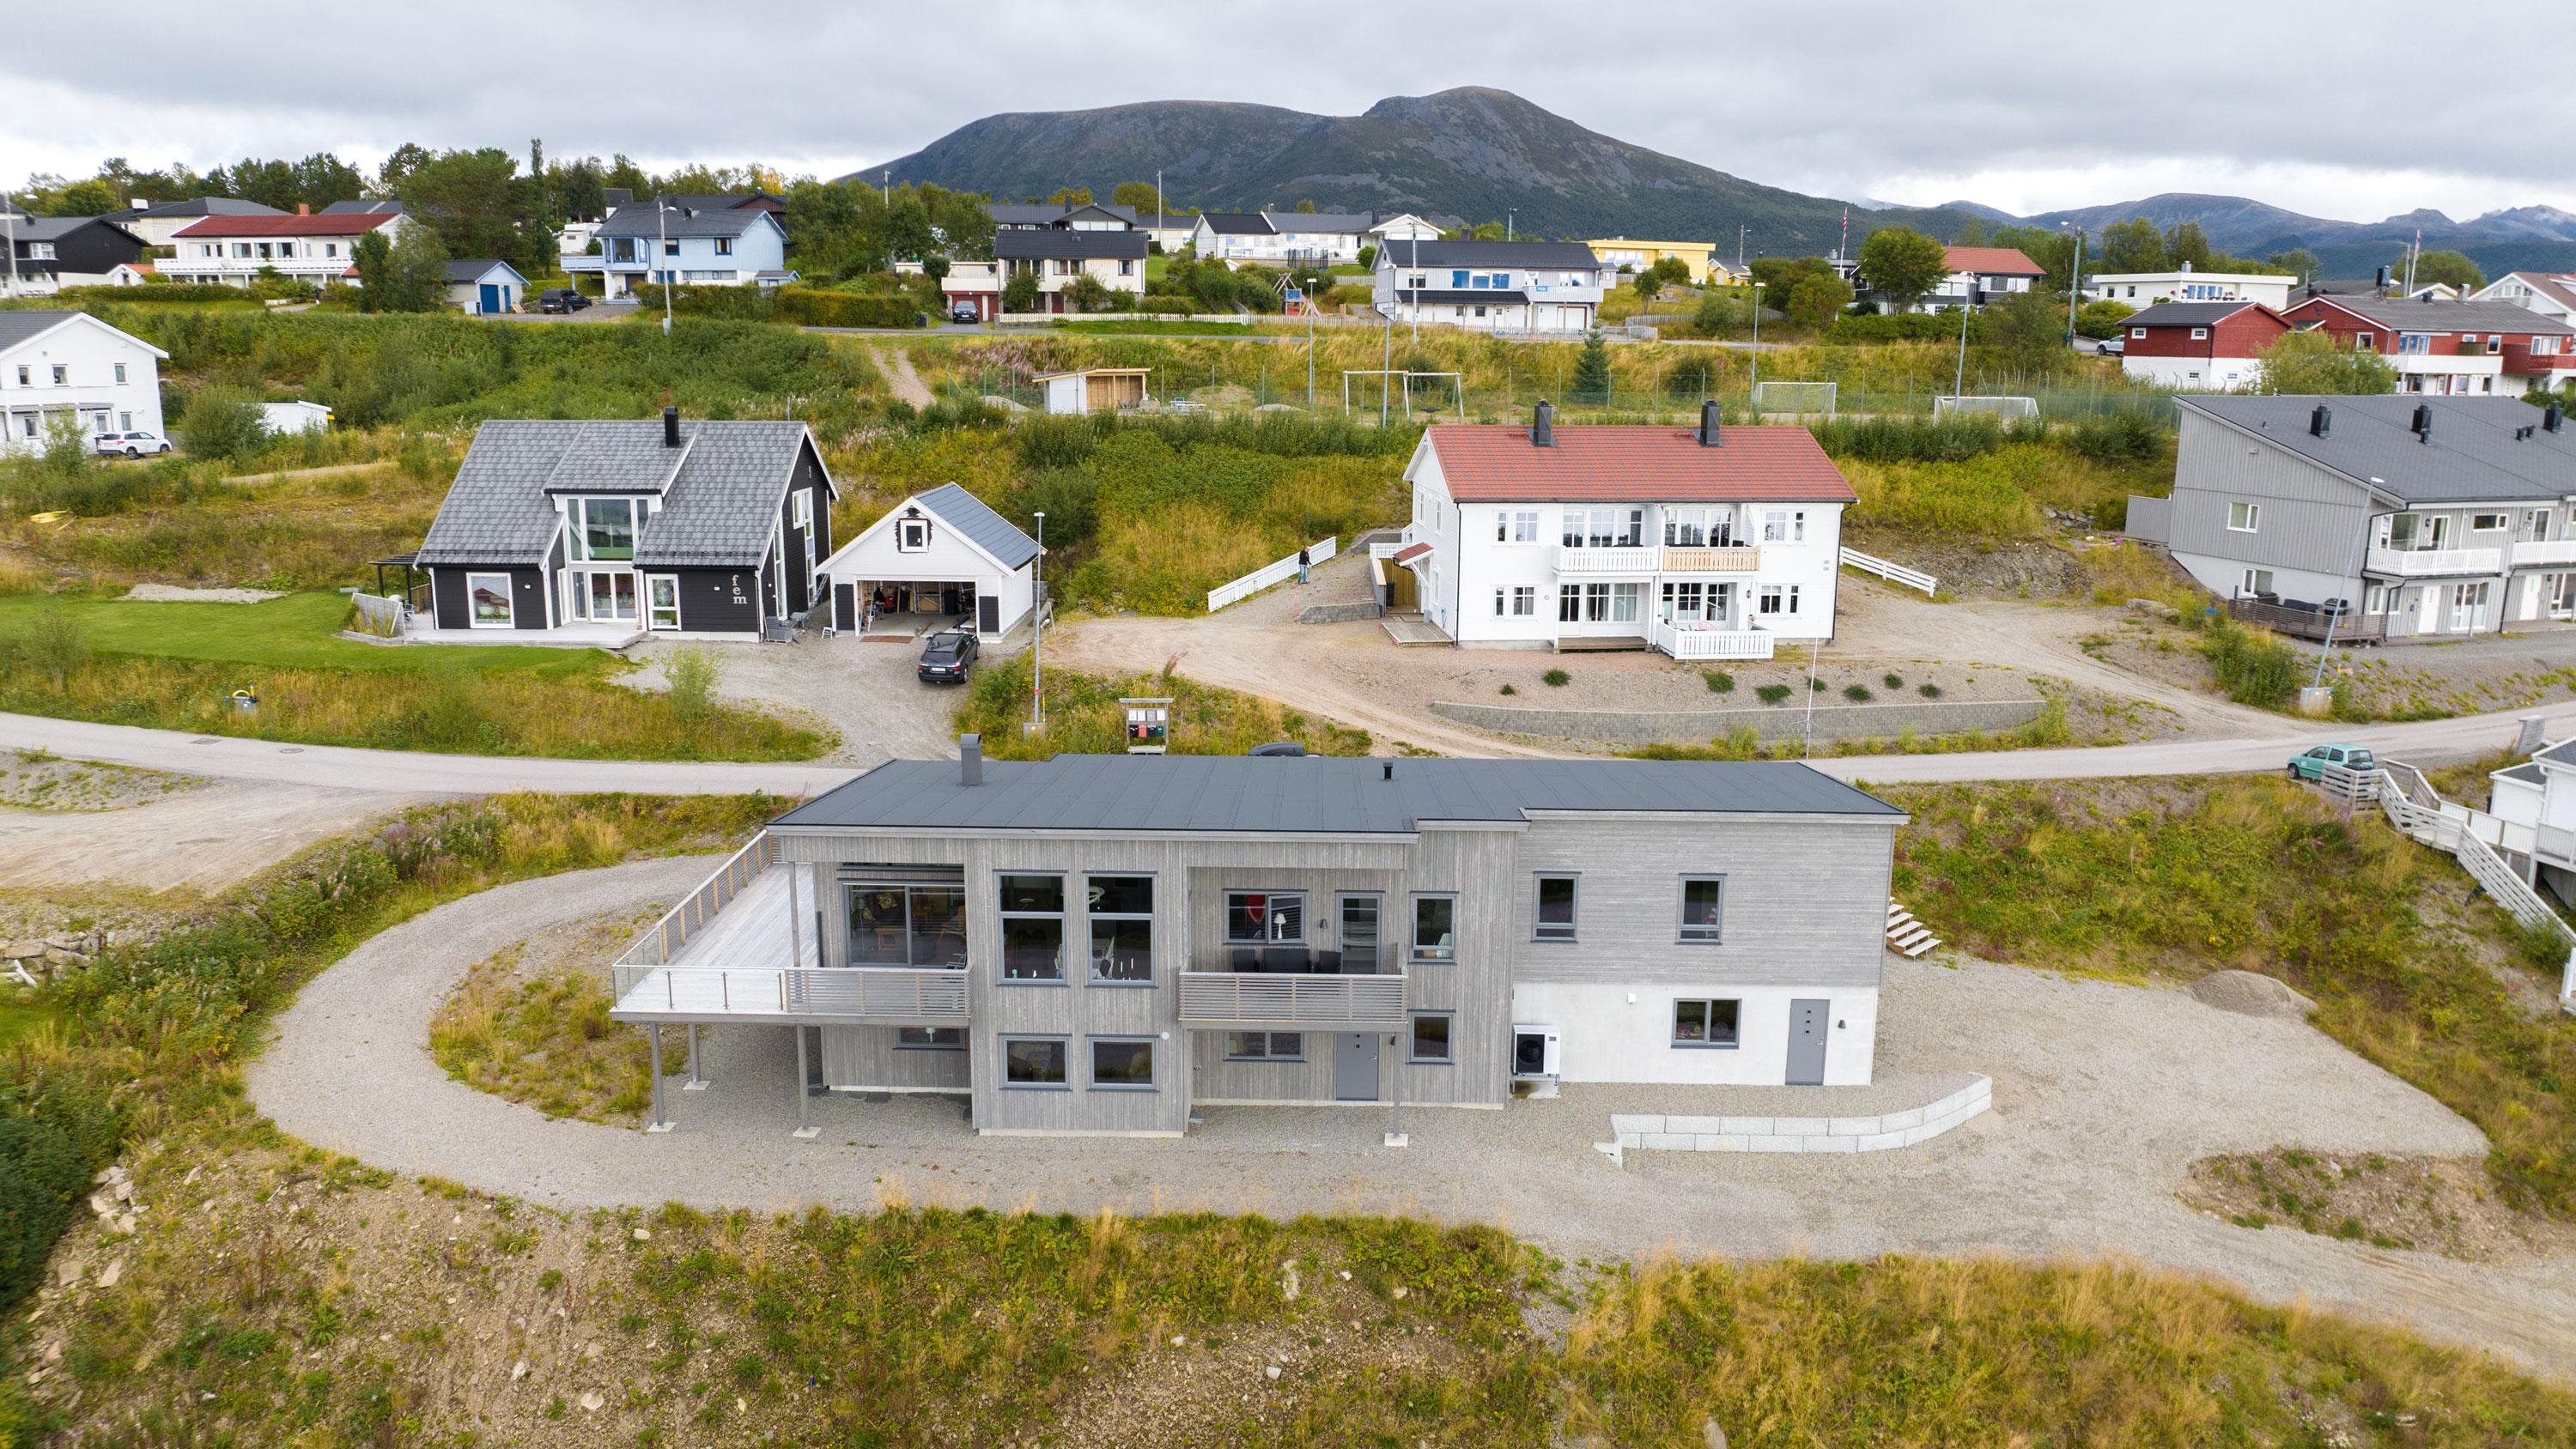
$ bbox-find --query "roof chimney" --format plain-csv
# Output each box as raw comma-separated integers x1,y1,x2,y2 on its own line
296,203,309,216
2310,403,2332,438
1382,761,1394,781
959,733,983,786
1699,397,1722,447
1531,399,1555,448
2411,403,2433,443
2549,403,2566,434
662,405,680,448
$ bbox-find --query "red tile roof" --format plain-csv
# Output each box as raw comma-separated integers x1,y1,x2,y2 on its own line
1391,542,1433,564
1425,424,1856,504
171,214,402,239
1943,246,2044,276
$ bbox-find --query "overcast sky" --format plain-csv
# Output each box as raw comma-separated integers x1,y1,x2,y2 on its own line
9,0,2570,224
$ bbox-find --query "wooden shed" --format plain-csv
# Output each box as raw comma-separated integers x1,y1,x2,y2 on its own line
1036,367,1151,415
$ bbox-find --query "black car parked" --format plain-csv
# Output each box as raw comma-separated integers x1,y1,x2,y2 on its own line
916,628,979,683
540,288,592,313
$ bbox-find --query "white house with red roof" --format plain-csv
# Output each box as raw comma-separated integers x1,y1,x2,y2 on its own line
2474,271,2576,334
165,205,415,289
1394,402,1854,658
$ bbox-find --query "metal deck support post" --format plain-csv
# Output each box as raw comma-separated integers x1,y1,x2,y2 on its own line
1384,1031,1408,1149
645,1027,674,1133
792,1026,820,1139
683,1022,706,1091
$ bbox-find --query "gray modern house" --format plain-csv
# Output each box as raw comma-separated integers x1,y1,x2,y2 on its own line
2128,394,2576,640
410,409,835,640
609,746,1907,1139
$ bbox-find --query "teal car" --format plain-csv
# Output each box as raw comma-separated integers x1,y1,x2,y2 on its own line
2287,743,2374,781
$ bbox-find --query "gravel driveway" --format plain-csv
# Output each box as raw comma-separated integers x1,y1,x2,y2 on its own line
247,857,2576,1382
622,632,961,766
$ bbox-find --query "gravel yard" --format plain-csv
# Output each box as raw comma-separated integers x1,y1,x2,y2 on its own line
0,752,200,811
249,857,2576,1380
619,632,963,766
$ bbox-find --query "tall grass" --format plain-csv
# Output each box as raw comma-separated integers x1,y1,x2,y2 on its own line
1891,775,2576,1214
958,656,1370,760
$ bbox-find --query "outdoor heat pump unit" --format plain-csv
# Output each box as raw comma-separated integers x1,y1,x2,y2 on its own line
1511,1025,1562,1080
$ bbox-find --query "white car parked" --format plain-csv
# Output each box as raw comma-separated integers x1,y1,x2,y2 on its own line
94,430,173,458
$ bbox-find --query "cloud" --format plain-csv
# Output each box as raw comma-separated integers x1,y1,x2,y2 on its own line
4,0,2569,221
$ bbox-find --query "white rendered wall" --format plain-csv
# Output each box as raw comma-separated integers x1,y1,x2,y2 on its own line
0,319,165,456
1511,981,1878,1086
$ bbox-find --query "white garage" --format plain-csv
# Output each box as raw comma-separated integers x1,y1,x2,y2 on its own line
819,483,1041,640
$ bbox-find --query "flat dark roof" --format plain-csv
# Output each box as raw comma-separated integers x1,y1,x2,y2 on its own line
775,755,1905,834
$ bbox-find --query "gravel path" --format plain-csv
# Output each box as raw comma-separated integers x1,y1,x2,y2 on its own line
248,858,2576,1381
0,779,422,891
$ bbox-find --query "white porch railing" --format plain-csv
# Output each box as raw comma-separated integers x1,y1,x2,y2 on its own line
2366,761,2576,1011
1556,545,1656,575
611,963,969,1024
619,832,778,969
1839,547,1938,596
1177,971,1408,1028
1652,621,1775,660
1208,535,1339,611
2366,545,2504,577
2517,539,2576,567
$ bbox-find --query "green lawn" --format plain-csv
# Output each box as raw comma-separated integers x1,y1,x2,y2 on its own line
0,592,602,679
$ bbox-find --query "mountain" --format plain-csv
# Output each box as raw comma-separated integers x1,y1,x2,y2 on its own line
2022,191,2576,279
860,88,1976,255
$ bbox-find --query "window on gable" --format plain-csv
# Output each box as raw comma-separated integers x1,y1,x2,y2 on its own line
714,237,733,256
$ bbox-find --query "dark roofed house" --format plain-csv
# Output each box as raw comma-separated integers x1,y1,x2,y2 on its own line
440,258,530,316
993,228,1146,313
1394,403,1855,656
2115,300,2293,391
100,196,288,247
2,215,150,292
319,199,408,216
1373,238,1607,334
602,743,1912,1139
408,410,836,640
2125,393,2576,643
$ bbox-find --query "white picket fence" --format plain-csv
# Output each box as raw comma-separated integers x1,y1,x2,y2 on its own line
2366,760,2576,1010
1208,536,1338,612
1839,547,1938,596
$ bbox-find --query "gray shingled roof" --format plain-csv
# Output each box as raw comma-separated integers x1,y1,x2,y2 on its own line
1376,239,1602,269
440,258,523,284
2179,395,2576,506
321,199,406,215
115,197,285,220
417,420,826,569
913,482,1039,569
1273,211,1376,233
2123,300,2275,328
597,204,772,239
987,204,1070,226
2303,294,2576,336
776,755,1905,834
993,230,1147,260
2497,761,2546,784
1197,213,1276,235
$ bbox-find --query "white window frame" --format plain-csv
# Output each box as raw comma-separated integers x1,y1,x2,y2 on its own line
2190,327,2209,341
2239,567,2274,597
2470,512,2507,533
465,572,515,628
896,516,930,552
1509,585,1534,617
2227,501,2261,533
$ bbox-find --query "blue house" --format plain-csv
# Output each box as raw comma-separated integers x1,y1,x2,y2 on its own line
583,197,793,298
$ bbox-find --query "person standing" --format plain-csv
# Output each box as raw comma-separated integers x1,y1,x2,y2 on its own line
1296,546,1310,585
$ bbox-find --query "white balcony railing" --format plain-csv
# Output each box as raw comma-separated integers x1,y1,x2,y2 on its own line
2515,539,2576,567
1661,544,1762,573
1652,621,1775,659
1176,971,1408,1029
2366,545,2504,577
1556,544,1656,575
611,964,969,1025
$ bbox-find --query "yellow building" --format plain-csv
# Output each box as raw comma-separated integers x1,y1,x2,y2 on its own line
1586,237,1720,283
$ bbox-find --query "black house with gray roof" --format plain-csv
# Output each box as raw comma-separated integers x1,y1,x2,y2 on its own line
412,409,835,637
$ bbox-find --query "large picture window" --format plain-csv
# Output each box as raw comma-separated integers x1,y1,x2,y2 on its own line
574,497,638,561
1674,998,1741,1048
847,882,968,968
1225,891,1304,943
1002,1036,1068,1088
998,874,1064,981
465,573,513,627
1087,875,1153,983
1089,1038,1156,1090
1412,895,1456,962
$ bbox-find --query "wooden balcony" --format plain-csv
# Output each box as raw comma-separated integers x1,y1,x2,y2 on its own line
1177,971,1408,1030
1660,544,1761,573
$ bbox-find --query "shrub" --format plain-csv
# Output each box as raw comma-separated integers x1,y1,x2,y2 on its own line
2063,409,2171,464
2202,619,2301,709
1918,683,1942,698
1844,684,1874,702
16,603,90,688
1702,670,1735,694
178,385,268,464
0,1094,112,1310
1016,415,1099,470
1498,683,1516,695
774,288,927,329
1135,294,1199,315
665,646,722,719
1810,676,1828,691
1542,669,1571,688
1883,672,1905,689
1756,683,1793,704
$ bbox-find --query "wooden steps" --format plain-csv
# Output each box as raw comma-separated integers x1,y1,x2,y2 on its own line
1886,901,1941,958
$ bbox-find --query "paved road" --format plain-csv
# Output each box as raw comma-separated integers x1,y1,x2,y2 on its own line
0,700,2558,797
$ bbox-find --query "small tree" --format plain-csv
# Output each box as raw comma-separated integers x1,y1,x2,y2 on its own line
1001,268,1041,314
1649,256,1691,287
1692,288,1748,335
2409,250,2485,293
1631,270,1664,304
2252,330,2401,394
921,255,950,285
1061,273,1111,312
1109,181,1159,211
21,605,89,689
179,386,268,463
664,646,721,720
1782,273,1854,330
2075,298,2136,339
1979,290,2068,372
1856,226,1951,312
1356,245,1376,270
1571,330,1613,403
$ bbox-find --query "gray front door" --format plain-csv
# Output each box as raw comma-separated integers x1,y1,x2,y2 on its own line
1786,999,1828,1086
1334,1032,1379,1100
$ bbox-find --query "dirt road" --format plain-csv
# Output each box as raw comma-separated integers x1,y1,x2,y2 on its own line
0,779,422,892
871,346,934,409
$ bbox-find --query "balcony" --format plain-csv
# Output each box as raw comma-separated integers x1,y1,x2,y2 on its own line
2516,538,2576,567
1177,971,1408,1030
1661,544,1761,573
2502,344,2576,373
1556,544,1656,575
611,964,968,1027
1652,620,1775,660
2366,545,2504,577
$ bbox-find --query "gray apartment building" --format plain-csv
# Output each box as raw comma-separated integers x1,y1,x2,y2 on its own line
2129,394,2576,640
610,745,1907,1138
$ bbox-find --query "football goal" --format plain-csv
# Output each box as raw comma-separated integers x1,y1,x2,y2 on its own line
1934,394,2041,422
1341,370,1467,421
1750,380,1837,417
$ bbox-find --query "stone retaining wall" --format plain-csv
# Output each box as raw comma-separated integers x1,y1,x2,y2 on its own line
1602,1075,1990,1163
1428,699,2048,745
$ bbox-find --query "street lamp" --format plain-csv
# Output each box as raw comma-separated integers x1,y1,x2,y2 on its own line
2061,222,2087,350
1747,281,1765,401
1505,209,1516,242
1030,511,1046,733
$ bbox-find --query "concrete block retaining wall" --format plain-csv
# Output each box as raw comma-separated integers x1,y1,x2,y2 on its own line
1428,699,2047,745
1604,1075,1990,1162
1297,601,1386,624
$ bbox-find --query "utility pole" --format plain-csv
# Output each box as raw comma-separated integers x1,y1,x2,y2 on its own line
2,203,17,300
1738,224,1747,272
1030,512,1046,732
1747,281,1764,399
1953,276,1971,403
2063,223,2086,349
882,170,890,207
1506,209,1516,241
657,197,673,335
1156,168,1163,225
